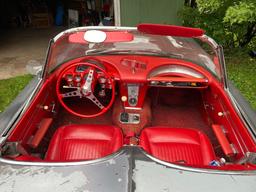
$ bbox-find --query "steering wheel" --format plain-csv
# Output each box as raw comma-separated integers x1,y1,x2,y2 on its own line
56,62,115,118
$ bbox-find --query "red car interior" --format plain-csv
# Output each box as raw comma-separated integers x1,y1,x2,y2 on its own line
45,124,123,161
140,127,216,166
4,55,256,170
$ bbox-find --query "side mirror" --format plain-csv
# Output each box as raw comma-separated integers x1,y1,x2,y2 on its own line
26,60,43,75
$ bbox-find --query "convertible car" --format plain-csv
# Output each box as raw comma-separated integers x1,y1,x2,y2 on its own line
0,24,256,191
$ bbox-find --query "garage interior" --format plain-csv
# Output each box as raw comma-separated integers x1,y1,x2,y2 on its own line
0,0,114,79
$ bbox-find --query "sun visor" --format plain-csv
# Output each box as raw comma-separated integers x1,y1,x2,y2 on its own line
69,31,134,43
137,23,204,37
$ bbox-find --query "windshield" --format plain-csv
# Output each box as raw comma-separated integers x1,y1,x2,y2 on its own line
48,28,221,78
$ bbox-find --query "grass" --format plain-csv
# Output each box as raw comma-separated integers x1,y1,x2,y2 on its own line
225,49,256,110
0,50,255,113
0,74,33,113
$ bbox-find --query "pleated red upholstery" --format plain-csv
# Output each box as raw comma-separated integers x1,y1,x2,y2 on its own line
45,124,123,161
140,127,216,166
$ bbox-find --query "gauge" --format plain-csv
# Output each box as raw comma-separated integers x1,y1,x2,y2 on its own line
65,74,73,82
98,77,107,84
74,75,81,82
76,65,88,72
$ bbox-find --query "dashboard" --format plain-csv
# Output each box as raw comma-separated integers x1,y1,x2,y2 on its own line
59,55,210,109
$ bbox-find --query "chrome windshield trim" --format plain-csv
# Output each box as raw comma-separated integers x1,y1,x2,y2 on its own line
198,35,219,49
197,35,227,86
41,39,53,79
53,26,137,42
218,45,228,88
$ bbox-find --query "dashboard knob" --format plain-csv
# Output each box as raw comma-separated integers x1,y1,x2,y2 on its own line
129,98,137,105
121,96,127,102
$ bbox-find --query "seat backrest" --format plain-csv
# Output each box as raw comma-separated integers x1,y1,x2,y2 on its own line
45,124,123,161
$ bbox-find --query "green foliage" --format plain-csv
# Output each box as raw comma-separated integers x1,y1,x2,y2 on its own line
0,75,33,113
225,50,256,109
224,2,256,24
180,6,233,47
196,0,224,13
179,0,256,48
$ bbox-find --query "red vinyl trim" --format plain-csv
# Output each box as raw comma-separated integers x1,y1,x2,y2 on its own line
137,23,205,37
29,118,53,148
45,124,123,161
212,124,235,157
140,127,216,166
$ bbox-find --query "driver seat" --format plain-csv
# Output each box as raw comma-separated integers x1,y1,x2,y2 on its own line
45,124,123,161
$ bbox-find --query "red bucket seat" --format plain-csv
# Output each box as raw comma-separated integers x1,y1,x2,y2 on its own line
140,127,216,166
45,124,123,161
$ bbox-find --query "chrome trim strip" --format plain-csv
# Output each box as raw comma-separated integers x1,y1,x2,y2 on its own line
0,148,123,167
124,107,142,110
53,26,137,42
1,145,256,174
139,147,256,175
148,65,205,79
226,89,256,142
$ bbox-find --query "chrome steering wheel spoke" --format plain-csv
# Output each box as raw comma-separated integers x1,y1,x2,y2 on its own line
61,90,82,98
82,69,94,95
82,69,104,109
86,93,105,109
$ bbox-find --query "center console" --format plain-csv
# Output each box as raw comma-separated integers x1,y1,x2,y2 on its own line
127,84,139,107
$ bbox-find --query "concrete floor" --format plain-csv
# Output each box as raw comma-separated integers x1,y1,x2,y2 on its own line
0,27,65,79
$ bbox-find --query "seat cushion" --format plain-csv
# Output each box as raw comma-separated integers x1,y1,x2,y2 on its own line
140,127,216,166
45,124,123,161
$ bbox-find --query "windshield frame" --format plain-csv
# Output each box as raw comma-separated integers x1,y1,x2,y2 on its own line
44,26,227,86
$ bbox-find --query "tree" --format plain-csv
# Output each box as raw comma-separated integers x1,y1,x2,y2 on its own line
180,0,256,48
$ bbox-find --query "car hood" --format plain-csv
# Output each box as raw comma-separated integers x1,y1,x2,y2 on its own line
0,146,256,192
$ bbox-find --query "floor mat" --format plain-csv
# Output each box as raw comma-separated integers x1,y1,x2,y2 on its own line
55,108,113,127
152,104,208,129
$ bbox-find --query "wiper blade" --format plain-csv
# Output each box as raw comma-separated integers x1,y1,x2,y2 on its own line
85,48,129,55
85,48,183,58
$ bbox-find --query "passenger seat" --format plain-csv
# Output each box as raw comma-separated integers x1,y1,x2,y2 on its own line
139,127,216,166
